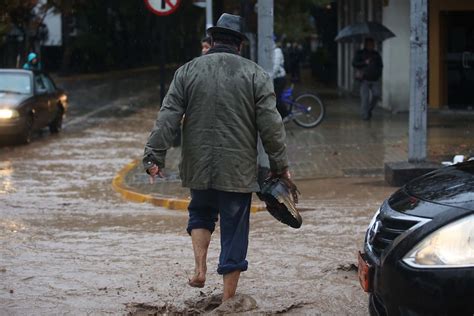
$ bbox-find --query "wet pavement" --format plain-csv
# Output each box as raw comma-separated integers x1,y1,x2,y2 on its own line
124,81,474,201
0,69,473,315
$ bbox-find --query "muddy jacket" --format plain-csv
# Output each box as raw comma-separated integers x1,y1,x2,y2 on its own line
143,46,288,193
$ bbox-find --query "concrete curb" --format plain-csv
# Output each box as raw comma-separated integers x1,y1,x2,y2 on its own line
112,160,266,213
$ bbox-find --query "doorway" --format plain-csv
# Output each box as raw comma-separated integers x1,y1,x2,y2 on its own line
444,11,474,110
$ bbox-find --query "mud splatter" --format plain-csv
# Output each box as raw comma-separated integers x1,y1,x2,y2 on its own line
126,294,257,315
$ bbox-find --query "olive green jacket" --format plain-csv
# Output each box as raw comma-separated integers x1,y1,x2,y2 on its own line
143,51,288,193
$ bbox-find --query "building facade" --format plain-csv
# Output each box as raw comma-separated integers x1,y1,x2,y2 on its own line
337,0,383,95
338,0,474,112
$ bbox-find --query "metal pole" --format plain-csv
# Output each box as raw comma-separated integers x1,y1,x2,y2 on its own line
368,0,374,21
206,0,213,30
257,0,274,73
344,2,350,91
160,23,166,105
408,0,428,162
257,0,273,170
337,1,343,89
240,0,246,33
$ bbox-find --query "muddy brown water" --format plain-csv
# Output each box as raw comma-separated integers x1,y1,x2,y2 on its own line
0,89,397,315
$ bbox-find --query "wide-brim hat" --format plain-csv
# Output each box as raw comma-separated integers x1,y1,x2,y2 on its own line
207,13,248,41
258,177,302,229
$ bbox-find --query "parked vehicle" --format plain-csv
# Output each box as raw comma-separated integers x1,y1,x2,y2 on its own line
0,69,68,144
359,161,474,316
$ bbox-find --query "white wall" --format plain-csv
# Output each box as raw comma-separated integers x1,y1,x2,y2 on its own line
43,10,62,46
382,0,410,112
36,0,62,46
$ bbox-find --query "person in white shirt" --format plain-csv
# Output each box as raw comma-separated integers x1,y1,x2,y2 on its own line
272,37,287,118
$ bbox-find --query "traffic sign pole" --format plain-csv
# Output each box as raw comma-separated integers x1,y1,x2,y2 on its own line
160,23,166,105
206,0,213,30
257,0,273,170
144,0,181,106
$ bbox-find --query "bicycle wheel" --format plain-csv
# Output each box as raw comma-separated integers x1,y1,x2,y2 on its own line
292,93,325,128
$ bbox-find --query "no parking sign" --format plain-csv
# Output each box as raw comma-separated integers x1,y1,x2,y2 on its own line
144,0,181,16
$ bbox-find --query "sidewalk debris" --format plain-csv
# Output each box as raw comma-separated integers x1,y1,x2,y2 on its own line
442,155,474,166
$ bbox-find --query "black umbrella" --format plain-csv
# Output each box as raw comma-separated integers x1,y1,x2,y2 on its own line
335,21,396,43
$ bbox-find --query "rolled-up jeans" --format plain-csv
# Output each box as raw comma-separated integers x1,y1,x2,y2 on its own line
187,189,252,275
360,80,381,119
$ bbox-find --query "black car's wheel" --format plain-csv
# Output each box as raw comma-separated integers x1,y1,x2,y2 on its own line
18,114,34,145
49,105,64,134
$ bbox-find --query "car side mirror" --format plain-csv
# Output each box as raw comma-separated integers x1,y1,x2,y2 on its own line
36,89,48,96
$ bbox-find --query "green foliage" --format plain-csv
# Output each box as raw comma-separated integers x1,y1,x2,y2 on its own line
0,12,9,44
0,0,36,34
0,0,38,49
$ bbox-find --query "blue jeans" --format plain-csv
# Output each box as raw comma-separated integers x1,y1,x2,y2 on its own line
187,189,252,275
360,80,381,119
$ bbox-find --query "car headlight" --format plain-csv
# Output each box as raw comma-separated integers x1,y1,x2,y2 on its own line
0,109,19,119
403,214,474,268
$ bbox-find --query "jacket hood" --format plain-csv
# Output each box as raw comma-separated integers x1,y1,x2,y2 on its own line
27,53,38,62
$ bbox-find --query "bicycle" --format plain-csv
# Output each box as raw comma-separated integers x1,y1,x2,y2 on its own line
280,84,325,128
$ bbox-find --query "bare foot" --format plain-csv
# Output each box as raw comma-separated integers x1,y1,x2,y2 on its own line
188,273,206,288
223,271,240,301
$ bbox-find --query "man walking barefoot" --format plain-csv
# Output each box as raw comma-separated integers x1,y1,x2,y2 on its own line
143,13,289,302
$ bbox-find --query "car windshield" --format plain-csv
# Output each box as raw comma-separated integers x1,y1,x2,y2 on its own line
0,73,31,94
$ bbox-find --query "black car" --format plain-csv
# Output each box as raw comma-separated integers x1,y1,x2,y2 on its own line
0,69,68,144
359,161,474,316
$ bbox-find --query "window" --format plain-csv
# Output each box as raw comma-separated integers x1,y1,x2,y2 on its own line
0,73,31,94
35,75,48,94
41,75,56,93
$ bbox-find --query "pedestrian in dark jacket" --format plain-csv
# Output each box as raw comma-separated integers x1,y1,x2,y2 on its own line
143,13,290,302
272,36,287,118
288,42,302,82
352,38,383,120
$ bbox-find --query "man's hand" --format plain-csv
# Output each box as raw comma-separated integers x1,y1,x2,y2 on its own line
270,169,299,203
270,169,291,180
147,164,164,184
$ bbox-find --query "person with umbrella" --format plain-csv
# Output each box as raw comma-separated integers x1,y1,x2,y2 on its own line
335,22,395,120
352,37,383,120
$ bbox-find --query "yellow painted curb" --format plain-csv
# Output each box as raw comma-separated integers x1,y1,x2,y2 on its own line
112,160,265,213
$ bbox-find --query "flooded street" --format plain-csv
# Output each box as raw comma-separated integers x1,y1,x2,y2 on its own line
3,0,474,314
0,77,401,315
